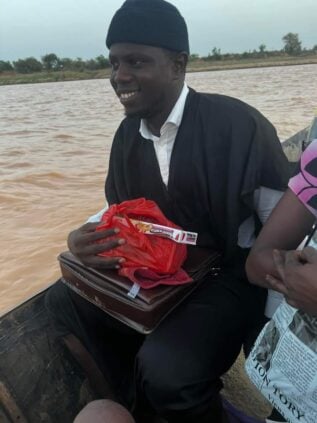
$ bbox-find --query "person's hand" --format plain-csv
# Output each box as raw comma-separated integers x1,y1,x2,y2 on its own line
67,222,126,269
266,247,317,315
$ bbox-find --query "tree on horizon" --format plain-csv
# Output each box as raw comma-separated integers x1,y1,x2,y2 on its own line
282,33,302,56
42,53,61,71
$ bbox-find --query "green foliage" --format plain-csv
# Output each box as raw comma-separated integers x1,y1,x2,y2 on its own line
71,58,85,72
259,44,266,53
188,53,199,62
205,47,221,61
13,57,43,73
241,51,252,59
6,36,316,78
85,59,98,70
42,53,61,71
22,55,110,74
258,44,267,57
211,47,222,60
0,60,14,72
95,55,110,69
60,57,74,71
282,33,302,56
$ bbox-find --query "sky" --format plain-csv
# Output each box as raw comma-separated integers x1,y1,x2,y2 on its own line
1,0,316,62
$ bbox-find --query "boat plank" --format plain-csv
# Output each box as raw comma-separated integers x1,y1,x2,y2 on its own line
0,291,95,422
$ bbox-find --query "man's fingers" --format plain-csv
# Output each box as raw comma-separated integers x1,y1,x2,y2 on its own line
300,246,317,264
272,249,286,280
84,227,120,242
89,256,125,269
87,238,126,255
81,222,102,232
69,223,128,269
265,274,288,295
284,250,302,267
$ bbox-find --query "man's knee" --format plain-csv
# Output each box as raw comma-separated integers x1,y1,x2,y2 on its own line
136,341,174,405
74,400,135,423
136,339,217,415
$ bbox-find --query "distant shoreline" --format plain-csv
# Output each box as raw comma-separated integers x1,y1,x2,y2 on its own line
1,55,316,86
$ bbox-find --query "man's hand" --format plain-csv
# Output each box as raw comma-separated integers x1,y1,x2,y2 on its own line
266,247,317,315
67,222,126,269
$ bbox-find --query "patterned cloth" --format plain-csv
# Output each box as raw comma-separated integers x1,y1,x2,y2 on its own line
289,139,317,218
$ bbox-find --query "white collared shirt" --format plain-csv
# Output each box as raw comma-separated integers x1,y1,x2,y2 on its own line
139,84,189,185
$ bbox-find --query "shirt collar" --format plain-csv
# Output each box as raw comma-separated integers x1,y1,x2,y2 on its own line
140,83,189,140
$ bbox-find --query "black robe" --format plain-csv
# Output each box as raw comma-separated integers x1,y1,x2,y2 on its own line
105,88,289,262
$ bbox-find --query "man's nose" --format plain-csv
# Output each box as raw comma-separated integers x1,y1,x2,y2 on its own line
112,64,133,84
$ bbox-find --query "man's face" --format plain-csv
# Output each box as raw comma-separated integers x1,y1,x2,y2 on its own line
109,43,178,121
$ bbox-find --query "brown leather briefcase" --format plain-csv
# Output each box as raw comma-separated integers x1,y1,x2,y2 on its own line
59,247,220,334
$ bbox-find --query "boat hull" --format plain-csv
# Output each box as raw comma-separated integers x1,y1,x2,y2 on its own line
0,290,94,422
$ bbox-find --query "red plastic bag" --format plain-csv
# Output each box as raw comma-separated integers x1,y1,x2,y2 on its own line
96,198,187,274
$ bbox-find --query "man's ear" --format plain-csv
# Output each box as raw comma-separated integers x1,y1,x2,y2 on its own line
172,52,188,79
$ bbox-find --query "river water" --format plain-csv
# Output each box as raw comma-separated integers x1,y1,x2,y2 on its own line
1,64,316,316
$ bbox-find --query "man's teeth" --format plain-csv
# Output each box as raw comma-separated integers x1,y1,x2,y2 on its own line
120,92,137,100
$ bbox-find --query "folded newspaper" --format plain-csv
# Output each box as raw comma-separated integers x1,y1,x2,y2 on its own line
245,300,317,423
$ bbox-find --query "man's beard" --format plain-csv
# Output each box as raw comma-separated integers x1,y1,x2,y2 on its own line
124,98,163,120
124,107,153,120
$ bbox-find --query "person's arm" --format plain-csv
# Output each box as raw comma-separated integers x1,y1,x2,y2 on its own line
246,188,315,289
267,247,317,315
68,125,127,269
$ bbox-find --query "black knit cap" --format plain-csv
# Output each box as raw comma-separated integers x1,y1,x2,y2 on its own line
106,0,189,54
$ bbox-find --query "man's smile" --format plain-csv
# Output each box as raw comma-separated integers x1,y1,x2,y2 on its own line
118,90,139,104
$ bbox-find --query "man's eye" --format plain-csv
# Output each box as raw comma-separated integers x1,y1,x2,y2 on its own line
130,59,143,67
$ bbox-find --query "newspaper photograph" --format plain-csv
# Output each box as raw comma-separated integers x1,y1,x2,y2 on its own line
245,300,317,423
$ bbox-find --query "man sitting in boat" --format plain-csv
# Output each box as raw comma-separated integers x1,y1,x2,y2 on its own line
45,0,290,421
